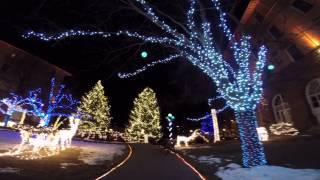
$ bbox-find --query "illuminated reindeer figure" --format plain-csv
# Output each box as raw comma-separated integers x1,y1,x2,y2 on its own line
0,117,80,159
58,116,80,150
176,129,209,147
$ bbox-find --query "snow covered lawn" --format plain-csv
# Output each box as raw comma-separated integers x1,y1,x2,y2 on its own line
0,129,128,180
188,153,320,180
216,163,320,180
179,138,320,180
74,141,126,165
0,167,20,174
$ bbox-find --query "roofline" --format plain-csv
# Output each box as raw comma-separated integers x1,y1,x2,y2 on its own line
0,40,72,77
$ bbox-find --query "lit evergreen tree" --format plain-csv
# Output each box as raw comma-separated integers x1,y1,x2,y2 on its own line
24,0,268,167
78,80,112,131
126,87,162,142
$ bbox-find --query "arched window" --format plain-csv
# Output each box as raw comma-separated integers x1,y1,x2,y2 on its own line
272,94,292,123
306,78,320,123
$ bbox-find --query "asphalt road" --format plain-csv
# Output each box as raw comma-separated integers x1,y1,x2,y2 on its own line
105,144,201,180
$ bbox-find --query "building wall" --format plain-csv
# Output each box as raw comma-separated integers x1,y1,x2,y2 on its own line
240,0,320,131
0,40,72,99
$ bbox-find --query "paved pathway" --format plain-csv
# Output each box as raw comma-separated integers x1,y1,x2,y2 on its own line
105,144,201,180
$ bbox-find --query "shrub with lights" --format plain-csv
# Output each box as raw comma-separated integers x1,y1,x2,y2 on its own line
0,88,43,127
269,123,299,136
126,87,162,142
0,78,78,127
0,78,79,159
23,0,268,167
26,78,78,127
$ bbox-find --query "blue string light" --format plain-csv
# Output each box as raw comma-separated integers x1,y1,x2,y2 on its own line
186,114,211,122
200,112,214,135
23,0,267,167
38,78,78,126
0,88,44,126
186,104,230,122
0,79,78,127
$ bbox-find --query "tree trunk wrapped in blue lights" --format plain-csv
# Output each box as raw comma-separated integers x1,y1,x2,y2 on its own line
235,110,267,167
23,0,268,167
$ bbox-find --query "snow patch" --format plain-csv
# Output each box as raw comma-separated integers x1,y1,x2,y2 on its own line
60,163,78,169
0,143,16,151
0,167,20,174
198,155,222,164
216,163,320,180
74,141,125,165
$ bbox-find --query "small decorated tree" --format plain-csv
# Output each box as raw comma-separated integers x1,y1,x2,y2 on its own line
78,80,112,131
126,87,162,142
39,78,78,126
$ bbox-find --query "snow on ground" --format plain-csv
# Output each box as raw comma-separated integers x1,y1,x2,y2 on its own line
187,152,320,180
216,163,320,180
198,155,222,164
60,163,79,169
0,143,16,151
0,130,20,152
188,154,231,165
0,129,127,166
175,145,212,150
0,167,20,174
73,141,126,165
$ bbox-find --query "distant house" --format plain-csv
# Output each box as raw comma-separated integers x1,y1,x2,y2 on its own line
0,40,71,96
0,40,72,125
233,0,320,131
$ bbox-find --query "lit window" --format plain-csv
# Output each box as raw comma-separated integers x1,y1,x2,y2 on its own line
292,0,313,13
286,44,304,61
269,26,283,39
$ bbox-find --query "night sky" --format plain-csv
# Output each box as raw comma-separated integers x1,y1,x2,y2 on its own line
0,0,240,131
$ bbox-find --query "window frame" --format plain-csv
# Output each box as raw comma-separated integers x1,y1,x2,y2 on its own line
285,44,304,62
291,0,313,14
268,25,283,39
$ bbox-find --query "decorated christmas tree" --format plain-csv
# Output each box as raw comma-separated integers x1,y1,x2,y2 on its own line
126,87,162,142
25,0,268,167
78,80,112,131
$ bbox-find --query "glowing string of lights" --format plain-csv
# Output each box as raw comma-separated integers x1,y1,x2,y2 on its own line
186,105,230,122
37,78,78,126
95,144,133,179
23,0,268,167
208,95,223,106
169,150,206,180
118,54,181,78
23,30,181,46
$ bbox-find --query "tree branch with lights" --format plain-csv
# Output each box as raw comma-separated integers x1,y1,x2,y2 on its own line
23,0,267,167
34,78,78,126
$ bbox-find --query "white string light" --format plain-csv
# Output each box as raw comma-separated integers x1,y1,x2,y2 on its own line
186,105,230,122
23,0,268,167
118,54,181,78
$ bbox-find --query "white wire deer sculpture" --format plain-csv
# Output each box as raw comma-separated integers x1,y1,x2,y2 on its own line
0,116,80,159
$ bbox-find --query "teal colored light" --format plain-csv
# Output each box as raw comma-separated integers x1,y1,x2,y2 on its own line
141,51,148,58
168,113,175,119
267,64,275,70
